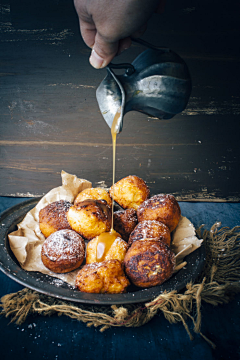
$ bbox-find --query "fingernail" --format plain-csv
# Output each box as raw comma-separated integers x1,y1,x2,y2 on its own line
89,49,106,69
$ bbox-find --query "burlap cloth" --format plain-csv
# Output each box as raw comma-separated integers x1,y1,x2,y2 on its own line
0,173,239,348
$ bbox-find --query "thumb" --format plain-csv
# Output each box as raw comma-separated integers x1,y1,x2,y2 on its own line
89,32,118,69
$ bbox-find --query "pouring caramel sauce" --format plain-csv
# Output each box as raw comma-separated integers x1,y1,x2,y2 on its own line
96,107,122,262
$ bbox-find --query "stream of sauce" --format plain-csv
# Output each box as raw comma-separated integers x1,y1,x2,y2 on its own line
96,107,122,262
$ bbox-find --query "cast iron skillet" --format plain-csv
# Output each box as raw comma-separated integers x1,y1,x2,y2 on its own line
0,198,205,305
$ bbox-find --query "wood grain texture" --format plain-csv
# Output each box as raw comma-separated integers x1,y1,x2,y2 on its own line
0,0,239,200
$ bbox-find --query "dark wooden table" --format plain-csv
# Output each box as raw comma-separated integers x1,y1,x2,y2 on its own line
0,0,240,201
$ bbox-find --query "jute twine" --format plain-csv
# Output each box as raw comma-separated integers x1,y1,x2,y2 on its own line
1,224,240,348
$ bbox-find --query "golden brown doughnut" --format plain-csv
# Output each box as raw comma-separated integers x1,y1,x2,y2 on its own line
109,175,150,210
113,208,138,241
39,200,72,238
67,199,111,240
128,220,171,247
74,187,112,208
137,194,181,232
41,229,85,273
75,259,130,294
124,240,175,288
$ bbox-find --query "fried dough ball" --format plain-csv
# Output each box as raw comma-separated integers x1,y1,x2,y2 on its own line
75,259,130,294
74,187,112,208
113,208,138,241
124,240,175,288
67,199,111,241
137,194,181,232
41,229,85,273
39,200,72,238
109,175,150,210
86,234,128,264
128,220,171,247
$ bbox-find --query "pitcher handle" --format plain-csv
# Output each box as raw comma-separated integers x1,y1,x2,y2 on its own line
131,37,170,52
107,62,135,76
107,38,169,75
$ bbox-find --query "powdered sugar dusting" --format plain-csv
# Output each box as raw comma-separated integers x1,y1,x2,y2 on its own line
113,237,128,249
85,261,103,271
42,229,85,261
129,220,170,245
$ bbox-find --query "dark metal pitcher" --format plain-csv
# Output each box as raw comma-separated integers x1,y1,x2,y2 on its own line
96,38,191,133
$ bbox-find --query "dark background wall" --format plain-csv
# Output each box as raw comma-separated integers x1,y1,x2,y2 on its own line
0,0,239,201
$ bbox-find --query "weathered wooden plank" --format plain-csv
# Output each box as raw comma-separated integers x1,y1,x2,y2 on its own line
0,137,238,201
0,0,239,200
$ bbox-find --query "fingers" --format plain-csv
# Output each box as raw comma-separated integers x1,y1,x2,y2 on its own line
89,32,119,69
74,0,164,69
79,20,96,48
80,20,131,68
88,21,148,68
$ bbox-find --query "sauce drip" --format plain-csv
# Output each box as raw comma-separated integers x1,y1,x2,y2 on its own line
111,106,121,229
96,107,122,262
96,229,120,262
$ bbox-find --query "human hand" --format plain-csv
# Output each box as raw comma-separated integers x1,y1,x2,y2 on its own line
74,0,165,69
